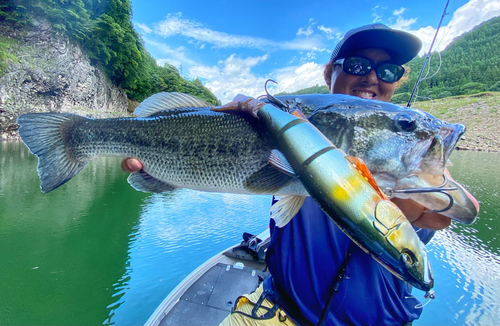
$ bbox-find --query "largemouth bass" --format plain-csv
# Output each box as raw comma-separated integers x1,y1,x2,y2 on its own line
272,94,478,224
215,95,433,291
17,92,476,226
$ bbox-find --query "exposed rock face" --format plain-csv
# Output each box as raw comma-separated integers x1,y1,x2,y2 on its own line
0,19,128,140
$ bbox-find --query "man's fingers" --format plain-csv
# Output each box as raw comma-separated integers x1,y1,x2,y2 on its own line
121,158,143,173
211,95,264,118
211,95,249,112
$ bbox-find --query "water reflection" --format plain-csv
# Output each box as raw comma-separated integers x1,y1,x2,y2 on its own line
105,190,270,325
0,142,146,325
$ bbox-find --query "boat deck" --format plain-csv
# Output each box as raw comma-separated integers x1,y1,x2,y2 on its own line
146,230,270,326
159,262,265,325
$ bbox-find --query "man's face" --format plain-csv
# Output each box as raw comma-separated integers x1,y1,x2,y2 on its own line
330,48,398,102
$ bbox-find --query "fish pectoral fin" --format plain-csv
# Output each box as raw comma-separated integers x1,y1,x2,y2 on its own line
244,163,296,193
268,149,297,177
127,170,177,193
270,195,306,228
134,92,211,117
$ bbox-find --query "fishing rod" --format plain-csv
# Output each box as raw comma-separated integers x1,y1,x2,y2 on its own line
407,0,450,107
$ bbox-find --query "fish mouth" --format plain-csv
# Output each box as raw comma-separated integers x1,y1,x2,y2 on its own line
440,123,466,162
388,122,477,223
419,123,466,176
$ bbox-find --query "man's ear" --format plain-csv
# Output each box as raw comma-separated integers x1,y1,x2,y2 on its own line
323,62,333,92
325,78,331,92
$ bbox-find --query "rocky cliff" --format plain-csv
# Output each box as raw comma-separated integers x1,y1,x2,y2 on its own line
0,19,128,140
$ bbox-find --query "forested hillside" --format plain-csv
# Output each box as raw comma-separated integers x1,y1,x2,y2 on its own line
0,0,220,105
393,16,500,104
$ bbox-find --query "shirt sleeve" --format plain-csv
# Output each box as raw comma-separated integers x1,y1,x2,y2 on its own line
415,227,436,244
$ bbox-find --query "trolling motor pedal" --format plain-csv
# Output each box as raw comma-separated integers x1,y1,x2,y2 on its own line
224,232,270,263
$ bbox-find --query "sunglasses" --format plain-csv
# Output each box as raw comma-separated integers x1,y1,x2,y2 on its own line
334,56,405,83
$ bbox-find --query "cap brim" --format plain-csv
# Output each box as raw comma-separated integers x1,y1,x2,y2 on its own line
336,29,422,65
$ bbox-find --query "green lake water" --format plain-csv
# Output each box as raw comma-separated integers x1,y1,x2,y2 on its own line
0,141,499,325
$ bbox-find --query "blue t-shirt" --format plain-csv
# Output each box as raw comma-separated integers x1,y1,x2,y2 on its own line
265,197,435,325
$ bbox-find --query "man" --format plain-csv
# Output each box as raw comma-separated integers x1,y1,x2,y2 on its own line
122,24,476,325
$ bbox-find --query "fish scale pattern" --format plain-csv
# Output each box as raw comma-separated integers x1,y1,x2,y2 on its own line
69,111,281,194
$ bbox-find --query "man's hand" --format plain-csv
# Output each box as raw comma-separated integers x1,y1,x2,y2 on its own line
211,94,265,118
391,197,451,230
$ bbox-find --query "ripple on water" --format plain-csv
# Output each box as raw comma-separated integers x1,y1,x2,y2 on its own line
416,226,500,325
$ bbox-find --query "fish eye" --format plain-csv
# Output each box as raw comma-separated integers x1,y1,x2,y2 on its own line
394,113,417,132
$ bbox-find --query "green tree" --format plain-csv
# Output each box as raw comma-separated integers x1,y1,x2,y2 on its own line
489,81,500,92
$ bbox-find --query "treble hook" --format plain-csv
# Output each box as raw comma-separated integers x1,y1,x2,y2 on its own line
384,174,458,214
264,79,290,112
413,290,436,309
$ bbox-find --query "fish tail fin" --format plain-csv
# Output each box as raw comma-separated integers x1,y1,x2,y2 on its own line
270,195,306,227
17,113,89,193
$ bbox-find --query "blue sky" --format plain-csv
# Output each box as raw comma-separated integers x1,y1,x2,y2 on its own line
130,0,500,103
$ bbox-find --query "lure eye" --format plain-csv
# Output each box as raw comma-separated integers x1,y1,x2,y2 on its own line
401,250,416,268
394,113,417,132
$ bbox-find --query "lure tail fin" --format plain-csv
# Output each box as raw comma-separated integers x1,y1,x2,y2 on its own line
17,113,89,193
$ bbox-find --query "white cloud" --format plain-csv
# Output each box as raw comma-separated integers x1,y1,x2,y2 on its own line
154,13,321,51
297,18,317,37
318,25,341,40
297,26,314,37
156,58,181,69
393,8,406,16
389,6,417,30
188,54,325,104
273,62,326,93
135,22,152,34
300,47,329,62
143,37,197,66
372,5,383,23
391,17,418,30
189,65,220,80
393,0,500,56
189,54,270,103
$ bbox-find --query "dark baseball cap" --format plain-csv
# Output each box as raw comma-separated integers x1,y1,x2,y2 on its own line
330,23,422,65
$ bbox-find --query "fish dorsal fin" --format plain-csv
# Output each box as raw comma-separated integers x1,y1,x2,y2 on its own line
134,92,212,117
345,156,386,199
268,149,297,177
270,195,306,227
